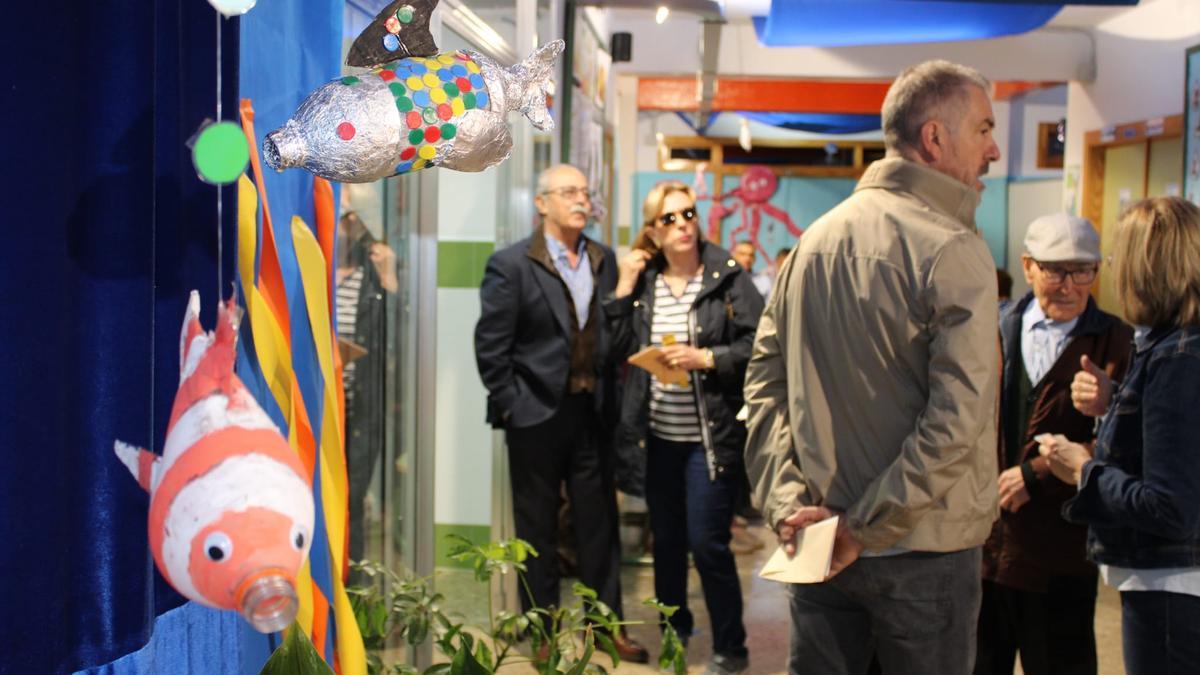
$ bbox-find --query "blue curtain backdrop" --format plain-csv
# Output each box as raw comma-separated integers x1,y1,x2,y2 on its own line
0,3,273,673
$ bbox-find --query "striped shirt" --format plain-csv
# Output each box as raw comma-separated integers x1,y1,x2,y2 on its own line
648,272,703,442
335,267,364,402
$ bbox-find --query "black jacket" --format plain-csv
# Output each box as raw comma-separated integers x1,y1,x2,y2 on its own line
474,229,619,430
603,242,764,496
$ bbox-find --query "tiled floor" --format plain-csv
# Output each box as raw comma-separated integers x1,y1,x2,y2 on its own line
434,522,1127,674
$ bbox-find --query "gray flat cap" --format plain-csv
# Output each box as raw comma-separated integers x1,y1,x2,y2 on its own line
1024,213,1101,263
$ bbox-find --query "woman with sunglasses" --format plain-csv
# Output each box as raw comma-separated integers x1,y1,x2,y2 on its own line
1039,197,1200,674
603,180,763,674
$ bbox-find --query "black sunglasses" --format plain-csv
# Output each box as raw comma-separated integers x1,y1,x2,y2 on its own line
658,207,697,227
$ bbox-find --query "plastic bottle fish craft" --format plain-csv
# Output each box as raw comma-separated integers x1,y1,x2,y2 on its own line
114,291,314,633
262,0,564,182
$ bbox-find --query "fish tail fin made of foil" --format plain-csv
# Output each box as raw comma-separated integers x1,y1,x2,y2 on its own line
514,39,565,132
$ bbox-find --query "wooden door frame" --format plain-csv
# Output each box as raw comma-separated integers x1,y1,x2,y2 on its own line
1081,114,1183,230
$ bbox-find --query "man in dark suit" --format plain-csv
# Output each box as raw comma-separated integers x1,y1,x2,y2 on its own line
474,164,647,662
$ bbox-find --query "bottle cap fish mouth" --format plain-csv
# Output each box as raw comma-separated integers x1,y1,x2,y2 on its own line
237,570,299,633
262,127,304,172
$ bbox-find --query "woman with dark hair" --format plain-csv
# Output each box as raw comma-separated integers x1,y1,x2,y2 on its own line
604,181,763,675
1040,197,1200,674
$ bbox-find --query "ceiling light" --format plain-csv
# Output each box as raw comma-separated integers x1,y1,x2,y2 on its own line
655,6,670,24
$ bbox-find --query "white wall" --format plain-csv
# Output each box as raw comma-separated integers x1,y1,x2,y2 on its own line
434,167,498,529
1006,86,1068,179
1064,0,1200,168
1006,178,1065,299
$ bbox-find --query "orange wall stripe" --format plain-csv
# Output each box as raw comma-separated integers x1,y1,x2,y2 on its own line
638,77,891,114
639,77,1066,112
993,80,1063,101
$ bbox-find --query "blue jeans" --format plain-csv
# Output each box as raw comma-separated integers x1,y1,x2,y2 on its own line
645,436,747,658
788,548,981,675
1120,590,1200,675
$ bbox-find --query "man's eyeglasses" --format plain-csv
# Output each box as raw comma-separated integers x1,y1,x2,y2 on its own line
542,186,591,200
658,207,697,227
1034,260,1098,286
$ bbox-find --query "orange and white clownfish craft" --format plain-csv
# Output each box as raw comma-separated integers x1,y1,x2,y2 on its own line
114,291,314,633
263,0,564,183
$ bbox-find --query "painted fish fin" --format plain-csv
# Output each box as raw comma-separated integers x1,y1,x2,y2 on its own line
513,40,565,132
346,0,439,68
180,290,205,376
211,294,243,390
114,440,160,493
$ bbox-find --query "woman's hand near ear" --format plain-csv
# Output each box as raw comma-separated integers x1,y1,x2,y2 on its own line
616,249,652,298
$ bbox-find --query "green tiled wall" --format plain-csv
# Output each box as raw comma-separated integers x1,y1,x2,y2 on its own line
438,241,494,289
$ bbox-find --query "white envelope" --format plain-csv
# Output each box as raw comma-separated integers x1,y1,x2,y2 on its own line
758,515,839,584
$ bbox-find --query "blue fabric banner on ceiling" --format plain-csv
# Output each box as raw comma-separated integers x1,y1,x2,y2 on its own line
753,0,1062,47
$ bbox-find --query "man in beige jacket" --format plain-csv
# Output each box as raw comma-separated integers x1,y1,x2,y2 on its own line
744,60,1002,675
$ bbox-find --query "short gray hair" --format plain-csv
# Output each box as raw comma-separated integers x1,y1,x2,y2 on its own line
536,163,583,195
881,60,990,155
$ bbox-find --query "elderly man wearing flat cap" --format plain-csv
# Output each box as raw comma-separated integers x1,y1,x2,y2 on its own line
975,214,1134,675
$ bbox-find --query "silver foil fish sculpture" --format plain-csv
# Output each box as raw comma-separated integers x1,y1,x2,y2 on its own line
264,40,564,183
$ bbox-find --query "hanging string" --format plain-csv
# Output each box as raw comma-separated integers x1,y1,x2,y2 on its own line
216,11,224,301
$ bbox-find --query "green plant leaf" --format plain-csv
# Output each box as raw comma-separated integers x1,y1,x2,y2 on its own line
474,639,494,671
594,632,619,667
642,597,679,619
562,638,595,675
424,664,452,675
450,641,492,675
259,624,336,675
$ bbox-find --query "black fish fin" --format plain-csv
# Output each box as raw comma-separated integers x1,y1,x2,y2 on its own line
346,0,440,68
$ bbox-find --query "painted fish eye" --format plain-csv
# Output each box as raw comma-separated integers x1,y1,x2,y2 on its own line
203,532,233,562
290,523,310,552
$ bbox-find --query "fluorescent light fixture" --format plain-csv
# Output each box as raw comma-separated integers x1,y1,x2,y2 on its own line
655,6,670,24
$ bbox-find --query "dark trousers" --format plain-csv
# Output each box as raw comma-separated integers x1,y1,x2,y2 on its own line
788,547,982,675
1120,589,1200,675
974,577,1097,675
645,436,747,658
505,394,623,617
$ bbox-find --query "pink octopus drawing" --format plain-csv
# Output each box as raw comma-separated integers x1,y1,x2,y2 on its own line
704,165,803,259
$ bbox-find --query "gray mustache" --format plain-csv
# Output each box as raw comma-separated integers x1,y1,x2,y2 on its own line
570,205,590,215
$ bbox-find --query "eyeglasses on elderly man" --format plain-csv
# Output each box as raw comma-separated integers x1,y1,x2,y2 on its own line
1031,261,1099,286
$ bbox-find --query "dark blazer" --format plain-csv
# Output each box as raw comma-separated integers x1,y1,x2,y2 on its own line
474,228,618,430
602,241,764,496
983,293,1132,591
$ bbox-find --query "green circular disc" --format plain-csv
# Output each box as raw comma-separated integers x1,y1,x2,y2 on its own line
397,5,414,23
341,76,360,86
443,83,460,98
440,123,457,140
388,82,406,96
408,129,425,145
193,122,249,185
422,107,439,124
463,92,476,109
395,96,414,112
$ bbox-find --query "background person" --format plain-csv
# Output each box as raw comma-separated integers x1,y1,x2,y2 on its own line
605,181,763,675
335,210,397,572
474,164,647,663
975,214,1132,675
1040,197,1200,675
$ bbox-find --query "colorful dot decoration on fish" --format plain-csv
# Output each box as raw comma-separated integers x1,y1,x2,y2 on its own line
264,40,564,183
345,0,438,68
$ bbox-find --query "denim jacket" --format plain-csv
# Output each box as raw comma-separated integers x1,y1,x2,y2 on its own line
1063,325,1200,568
